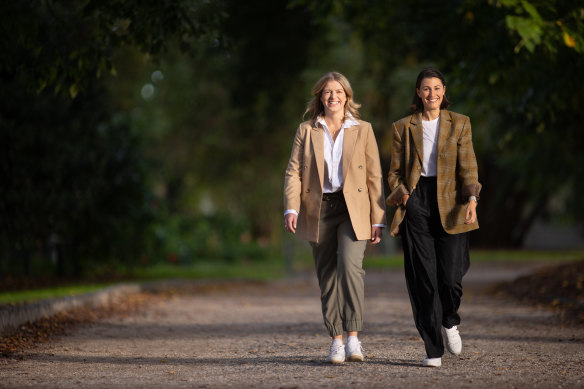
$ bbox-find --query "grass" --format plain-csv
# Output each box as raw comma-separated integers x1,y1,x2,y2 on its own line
362,249,584,270
131,260,285,281
0,259,285,305
0,284,112,305
1,250,583,305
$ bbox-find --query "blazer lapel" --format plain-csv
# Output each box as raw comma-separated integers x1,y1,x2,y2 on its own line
342,125,359,183
409,113,424,164
311,126,325,189
437,110,453,156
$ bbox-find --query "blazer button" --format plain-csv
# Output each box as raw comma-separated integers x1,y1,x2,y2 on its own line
306,189,310,193
358,165,363,169
358,188,363,192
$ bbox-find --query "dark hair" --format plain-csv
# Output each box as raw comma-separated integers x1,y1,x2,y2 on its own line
409,67,451,112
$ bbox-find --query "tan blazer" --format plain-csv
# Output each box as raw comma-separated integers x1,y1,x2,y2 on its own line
386,110,481,237
284,120,387,243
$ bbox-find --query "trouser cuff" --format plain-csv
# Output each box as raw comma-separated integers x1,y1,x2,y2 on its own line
343,319,363,333
325,322,344,337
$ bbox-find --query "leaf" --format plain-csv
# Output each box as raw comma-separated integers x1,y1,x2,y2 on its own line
520,0,542,23
69,84,79,99
563,31,576,48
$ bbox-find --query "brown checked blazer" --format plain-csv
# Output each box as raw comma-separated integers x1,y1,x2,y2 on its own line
284,120,387,243
386,110,481,237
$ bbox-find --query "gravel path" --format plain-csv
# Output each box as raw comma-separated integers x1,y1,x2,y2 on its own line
0,262,582,388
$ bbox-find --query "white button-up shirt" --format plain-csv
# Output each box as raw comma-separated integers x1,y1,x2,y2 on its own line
317,114,360,194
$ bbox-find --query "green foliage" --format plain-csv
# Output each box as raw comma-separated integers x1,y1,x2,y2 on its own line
0,0,226,98
151,211,270,265
0,79,152,278
494,0,584,53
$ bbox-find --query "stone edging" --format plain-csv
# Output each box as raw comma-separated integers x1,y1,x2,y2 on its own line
0,283,144,336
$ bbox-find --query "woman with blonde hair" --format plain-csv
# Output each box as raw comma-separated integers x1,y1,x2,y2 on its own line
284,71,386,363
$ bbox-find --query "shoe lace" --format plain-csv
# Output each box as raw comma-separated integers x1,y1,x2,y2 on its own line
330,341,344,354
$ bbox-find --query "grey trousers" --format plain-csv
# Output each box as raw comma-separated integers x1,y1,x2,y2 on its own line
310,192,368,337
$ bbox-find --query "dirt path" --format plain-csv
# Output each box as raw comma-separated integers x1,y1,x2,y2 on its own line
0,263,582,388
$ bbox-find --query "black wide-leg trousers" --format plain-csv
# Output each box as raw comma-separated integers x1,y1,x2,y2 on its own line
401,176,470,358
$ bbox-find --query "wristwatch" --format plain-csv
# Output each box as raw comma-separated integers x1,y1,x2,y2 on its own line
469,195,478,203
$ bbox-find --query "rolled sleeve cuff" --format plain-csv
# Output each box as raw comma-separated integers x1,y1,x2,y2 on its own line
461,183,481,200
284,209,299,217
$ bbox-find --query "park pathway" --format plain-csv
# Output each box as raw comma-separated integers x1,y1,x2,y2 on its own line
0,263,583,388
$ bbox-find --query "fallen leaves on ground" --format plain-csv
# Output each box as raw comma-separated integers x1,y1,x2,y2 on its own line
0,292,163,357
495,261,584,324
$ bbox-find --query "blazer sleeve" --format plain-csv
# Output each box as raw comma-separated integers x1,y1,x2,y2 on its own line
283,125,305,213
457,117,482,199
386,122,409,206
364,123,387,225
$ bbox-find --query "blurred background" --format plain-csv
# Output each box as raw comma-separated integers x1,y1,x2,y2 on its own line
1,0,583,288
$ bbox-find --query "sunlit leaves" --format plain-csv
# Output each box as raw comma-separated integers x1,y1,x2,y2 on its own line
505,14,543,52
563,30,575,47
496,0,584,53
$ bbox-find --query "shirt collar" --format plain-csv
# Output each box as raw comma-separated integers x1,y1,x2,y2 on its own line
316,113,359,130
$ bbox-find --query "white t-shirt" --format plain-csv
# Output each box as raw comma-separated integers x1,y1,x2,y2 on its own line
421,117,439,177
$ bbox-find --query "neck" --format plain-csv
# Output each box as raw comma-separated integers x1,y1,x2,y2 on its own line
324,110,345,127
422,109,440,121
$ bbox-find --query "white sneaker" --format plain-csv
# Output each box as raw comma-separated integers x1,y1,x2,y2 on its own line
326,339,345,364
423,357,442,367
345,336,364,362
442,325,462,355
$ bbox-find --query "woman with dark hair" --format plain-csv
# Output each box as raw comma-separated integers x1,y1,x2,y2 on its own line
386,67,481,367
284,71,386,363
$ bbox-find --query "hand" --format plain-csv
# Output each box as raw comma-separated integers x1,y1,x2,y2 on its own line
465,200,477,224
371,226,383,244
402,194,410,206
284,213,297,233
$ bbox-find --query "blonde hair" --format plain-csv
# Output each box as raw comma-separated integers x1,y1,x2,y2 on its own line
303,72,361,123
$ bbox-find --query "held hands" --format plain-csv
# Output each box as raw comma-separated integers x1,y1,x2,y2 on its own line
401,194,410,206
465,199,477,224
284,213,297,234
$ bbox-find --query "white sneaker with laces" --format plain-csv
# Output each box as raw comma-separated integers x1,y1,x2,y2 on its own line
423,356,442,367
442,325,462,355
326,339,345,364
345,336,364,362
